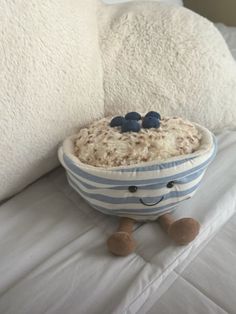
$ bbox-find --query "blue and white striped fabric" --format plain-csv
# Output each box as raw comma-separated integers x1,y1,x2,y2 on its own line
58,123,217,221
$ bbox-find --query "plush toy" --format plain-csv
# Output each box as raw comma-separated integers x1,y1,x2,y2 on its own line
59,112,216,256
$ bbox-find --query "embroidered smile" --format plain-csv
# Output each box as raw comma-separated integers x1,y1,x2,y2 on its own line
139,196,164,206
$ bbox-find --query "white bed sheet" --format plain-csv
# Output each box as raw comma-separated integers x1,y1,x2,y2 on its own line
145,212,236,314
0,130,236,314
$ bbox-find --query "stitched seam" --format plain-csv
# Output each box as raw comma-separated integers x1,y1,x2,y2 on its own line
176,273,230,314
59,168,236,314
0,226,95,299
123,205,236,314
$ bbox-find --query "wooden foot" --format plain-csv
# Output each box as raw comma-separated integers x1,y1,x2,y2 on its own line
158,213,200,245
107,217,136,256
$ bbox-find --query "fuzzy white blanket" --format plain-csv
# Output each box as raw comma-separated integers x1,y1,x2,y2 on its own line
99,2,236,131
0,0,104,200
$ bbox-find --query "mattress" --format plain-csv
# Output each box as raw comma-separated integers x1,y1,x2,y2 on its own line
0,130,236,314
142,212,236,314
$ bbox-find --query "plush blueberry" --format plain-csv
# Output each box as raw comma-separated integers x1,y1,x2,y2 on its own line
122,120,141,133
142,116,160,129
145,111,161,120
110,116,126,127
125,112,142,121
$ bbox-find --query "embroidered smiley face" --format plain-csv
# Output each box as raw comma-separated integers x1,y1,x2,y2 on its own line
127,180,178,207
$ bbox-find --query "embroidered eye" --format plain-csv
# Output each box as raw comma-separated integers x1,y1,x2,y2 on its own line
167,181,175,188
128,186,138,193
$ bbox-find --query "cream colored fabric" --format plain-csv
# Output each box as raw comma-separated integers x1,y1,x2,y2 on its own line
99,2,236,132
0,0,104,201
1,0,236,202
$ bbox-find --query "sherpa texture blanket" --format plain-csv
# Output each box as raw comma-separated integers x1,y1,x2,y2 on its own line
99,2,236,131
0,0,104,201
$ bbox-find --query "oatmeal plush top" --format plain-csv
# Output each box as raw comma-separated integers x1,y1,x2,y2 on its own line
74,113,202,167
58,113,216,220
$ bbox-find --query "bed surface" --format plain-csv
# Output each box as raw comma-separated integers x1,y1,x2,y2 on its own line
142,212,236,314
0,129,236,314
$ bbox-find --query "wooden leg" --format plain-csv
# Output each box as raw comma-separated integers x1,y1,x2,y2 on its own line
158,213,200,245
107,217,136,256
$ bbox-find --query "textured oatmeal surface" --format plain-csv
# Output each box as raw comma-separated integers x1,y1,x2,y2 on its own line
74,116,202,167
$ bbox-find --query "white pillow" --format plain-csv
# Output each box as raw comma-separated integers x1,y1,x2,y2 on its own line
99,2,236,132
0,0,104,201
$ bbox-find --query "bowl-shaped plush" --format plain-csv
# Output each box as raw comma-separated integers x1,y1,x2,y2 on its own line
59,123,216,221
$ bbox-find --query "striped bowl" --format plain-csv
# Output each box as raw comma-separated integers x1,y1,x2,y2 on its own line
58,123,217,221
